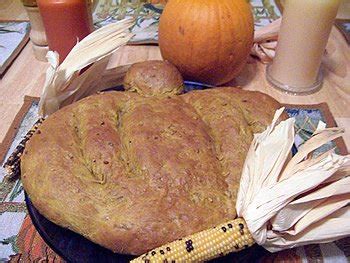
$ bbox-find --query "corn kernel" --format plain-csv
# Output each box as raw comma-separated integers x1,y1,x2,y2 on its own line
131,218,255,262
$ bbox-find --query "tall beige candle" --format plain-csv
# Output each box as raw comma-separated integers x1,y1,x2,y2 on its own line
267,0,341,94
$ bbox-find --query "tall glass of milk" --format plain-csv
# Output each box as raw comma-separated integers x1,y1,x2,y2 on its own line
266,0,341,94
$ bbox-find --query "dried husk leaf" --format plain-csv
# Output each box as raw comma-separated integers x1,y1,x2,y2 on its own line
39,18,134,117
251,18,281,63
236,108,350,252
254,18,281,43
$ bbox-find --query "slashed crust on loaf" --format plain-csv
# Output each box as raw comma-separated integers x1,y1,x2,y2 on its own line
21,87,285,255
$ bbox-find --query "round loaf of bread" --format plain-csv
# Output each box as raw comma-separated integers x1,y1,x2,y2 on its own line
124,60,184,97
21,87,285,255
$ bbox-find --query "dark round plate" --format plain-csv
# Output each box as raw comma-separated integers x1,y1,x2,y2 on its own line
105,80,214,93
24,82,281,262
25,192,265,262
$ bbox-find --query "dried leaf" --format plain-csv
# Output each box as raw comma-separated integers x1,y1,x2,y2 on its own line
236,108,350,251
250,18,281,62
39,18,135,117
254,18,281,43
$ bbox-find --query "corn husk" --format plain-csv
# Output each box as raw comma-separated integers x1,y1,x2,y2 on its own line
251,18,281,63
38,18,134,117
236,108,350,252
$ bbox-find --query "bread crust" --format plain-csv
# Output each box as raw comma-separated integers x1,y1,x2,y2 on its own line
21,87,286,255
124,60,184,97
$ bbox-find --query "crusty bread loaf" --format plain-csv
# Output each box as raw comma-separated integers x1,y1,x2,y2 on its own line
124,60,184,97
21,87,285,255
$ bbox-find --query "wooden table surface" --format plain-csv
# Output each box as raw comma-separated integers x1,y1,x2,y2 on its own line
1,0,349,150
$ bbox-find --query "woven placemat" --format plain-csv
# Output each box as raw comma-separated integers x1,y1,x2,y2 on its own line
0,96,348,262
92,0,283,44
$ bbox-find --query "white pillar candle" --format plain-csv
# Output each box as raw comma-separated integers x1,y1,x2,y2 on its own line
266,0,341,94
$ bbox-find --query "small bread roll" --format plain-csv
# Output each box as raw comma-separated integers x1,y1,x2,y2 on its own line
124,60,184,97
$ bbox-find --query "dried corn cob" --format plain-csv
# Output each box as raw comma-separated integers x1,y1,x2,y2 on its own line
131,218,255,262
4,118,45,179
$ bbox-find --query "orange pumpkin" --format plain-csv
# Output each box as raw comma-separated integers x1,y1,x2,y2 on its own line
158,0,254,85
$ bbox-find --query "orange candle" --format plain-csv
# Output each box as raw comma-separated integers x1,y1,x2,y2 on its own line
37,0,92,63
